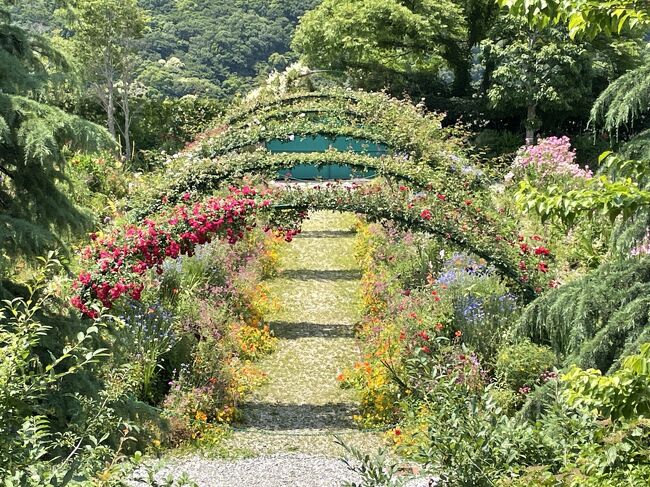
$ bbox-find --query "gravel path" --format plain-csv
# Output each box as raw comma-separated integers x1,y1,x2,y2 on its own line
145,212,395,486
132,453,362,487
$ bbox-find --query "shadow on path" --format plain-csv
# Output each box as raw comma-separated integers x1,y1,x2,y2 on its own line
270,321,355,339
238,402,358,430
298,229,357,239
278,269,362,281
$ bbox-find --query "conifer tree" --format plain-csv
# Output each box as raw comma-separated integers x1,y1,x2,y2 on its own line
0,1,114,277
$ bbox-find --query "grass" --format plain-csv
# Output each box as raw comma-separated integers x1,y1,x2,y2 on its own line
220,211,385,457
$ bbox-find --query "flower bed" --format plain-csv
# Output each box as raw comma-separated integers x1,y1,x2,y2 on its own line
71,187,300,316
342,217,650,485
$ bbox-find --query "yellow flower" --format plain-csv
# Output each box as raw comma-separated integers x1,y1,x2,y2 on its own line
195,410,207,422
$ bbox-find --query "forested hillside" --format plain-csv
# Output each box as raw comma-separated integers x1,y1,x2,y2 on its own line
137,0,320,98
13,0,319,99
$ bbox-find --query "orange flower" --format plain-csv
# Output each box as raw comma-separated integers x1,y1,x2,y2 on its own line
455,330,462,338
336,372,345,382
435,323,444,331
195,411,207,422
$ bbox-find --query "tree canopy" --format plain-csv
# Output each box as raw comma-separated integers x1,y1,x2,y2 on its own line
0,3,114,270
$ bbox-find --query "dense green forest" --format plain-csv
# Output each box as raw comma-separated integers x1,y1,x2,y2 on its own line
12,0,319,98
11,0,649,166
2,0,650,485
9,0,320,164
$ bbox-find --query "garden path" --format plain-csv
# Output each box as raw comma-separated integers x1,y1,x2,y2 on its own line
221,210,383,458
151,211,385,486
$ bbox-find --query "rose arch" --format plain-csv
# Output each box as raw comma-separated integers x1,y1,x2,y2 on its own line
72,90,554,316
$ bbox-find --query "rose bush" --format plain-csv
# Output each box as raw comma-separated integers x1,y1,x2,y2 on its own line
71,186,301,316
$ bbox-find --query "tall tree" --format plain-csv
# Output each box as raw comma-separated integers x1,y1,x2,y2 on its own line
66,0,147,160
0,0,114,276
483,17,593,144
492,0,649,143
292,0,480,96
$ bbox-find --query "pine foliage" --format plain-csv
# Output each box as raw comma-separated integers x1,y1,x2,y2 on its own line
621,128,650,162
590,51,650,134
517,257,650,373
610,210,650,260
0,6,114,261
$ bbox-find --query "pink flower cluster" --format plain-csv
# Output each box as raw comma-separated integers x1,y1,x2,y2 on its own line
513,136,593,180
71,187,292,317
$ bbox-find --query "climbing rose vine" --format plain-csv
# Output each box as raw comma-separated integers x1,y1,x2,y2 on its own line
276,183,556,298
72,187,300,317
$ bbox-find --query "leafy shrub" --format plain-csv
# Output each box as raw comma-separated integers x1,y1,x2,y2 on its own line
411,376,545,486
562,343,650,420
336,436,405,487
496,340,557,391
131,95,224,166
0,258,127,483
66,152,130,221
473,129,522,163
488,386,520,415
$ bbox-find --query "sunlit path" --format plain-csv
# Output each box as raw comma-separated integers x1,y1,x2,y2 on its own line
144,212,387,486
221,211,382,458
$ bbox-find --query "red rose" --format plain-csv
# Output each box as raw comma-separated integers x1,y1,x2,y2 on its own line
534,246,550,256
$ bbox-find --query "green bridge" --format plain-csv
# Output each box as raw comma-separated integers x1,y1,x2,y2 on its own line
267,135,387,180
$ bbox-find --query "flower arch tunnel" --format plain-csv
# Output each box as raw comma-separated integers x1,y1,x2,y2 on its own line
73,89,555,316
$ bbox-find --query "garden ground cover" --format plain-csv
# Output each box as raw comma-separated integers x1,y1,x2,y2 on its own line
223,210,383,456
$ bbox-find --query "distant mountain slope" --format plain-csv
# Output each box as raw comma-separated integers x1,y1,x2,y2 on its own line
13,0,320,100
138,0,321,98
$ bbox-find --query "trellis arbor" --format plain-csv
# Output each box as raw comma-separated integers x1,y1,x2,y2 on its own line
73,90,555,314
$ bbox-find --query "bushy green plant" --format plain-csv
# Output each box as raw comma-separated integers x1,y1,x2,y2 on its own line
413,377,543,486
336,436,405,487
0,257,130,483
562,343,650,420
473,129,522,163
496,340,557,391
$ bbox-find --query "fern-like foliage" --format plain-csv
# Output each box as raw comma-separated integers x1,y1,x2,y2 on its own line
590,51,650,134
517,257,650,373
0,7,115,265
621,128,650,162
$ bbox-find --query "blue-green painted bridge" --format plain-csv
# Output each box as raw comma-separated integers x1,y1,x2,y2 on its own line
267,135,387,180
